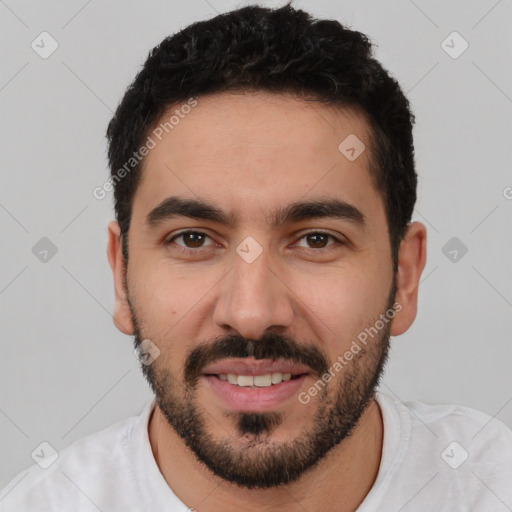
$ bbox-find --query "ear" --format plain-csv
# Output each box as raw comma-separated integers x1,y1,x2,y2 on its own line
107,220,134,335
390,222,427,336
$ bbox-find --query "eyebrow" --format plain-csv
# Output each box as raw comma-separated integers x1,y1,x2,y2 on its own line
146,196,366,230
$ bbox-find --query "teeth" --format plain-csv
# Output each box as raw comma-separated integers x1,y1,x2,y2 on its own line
237,375,254,387
271,372,282,384
219,372,294,387
254,374,272,387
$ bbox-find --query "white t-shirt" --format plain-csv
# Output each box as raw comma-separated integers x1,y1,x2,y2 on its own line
1,391,511,511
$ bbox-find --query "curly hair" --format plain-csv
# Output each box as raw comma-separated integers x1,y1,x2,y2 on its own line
106,2,416,269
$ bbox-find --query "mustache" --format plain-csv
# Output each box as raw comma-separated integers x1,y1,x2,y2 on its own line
184,333,329,385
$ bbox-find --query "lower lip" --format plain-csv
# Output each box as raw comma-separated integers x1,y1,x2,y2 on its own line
202,375,308,413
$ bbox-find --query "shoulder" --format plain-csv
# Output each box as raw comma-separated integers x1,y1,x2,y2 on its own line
377,390,512,445
400,394,512,449
0,407,145,512
375,391,512,509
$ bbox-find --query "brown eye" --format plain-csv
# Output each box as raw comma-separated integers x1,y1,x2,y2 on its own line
167,231,214,249
296,232,340,249
306,233,329,248
182,232,206,248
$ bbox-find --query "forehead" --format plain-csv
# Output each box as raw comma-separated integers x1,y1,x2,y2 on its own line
133,92,384,229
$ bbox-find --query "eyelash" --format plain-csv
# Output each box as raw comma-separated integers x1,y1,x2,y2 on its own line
164,230,345,254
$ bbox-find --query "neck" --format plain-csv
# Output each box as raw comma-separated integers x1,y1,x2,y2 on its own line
148,398,383,512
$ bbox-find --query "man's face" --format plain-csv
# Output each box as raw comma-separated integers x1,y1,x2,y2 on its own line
120,92,398,488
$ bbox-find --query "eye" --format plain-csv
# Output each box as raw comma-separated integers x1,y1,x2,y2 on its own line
166,231,215,249
295,231,343,249
164,230,344,253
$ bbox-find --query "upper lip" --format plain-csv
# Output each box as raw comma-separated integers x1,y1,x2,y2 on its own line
202,358,310,376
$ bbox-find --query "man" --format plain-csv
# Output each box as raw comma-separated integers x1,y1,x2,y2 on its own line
2,3,511,511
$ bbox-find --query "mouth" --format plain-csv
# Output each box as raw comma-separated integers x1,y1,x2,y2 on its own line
200,359,311,412
204,372,306,387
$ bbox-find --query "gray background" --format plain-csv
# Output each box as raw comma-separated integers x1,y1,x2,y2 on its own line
1,0,511,490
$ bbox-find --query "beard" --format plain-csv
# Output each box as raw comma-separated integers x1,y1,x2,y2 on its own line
129,284,395,489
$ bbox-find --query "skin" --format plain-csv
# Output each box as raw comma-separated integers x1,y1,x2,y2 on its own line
107,92,427,511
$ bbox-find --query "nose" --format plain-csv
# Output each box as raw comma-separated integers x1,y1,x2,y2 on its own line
212,247,295,340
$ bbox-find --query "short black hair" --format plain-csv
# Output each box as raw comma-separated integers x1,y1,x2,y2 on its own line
106,2,417,270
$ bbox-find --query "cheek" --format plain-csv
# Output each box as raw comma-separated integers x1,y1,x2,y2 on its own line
129,260,220,344
128,260,186,332
297,267,387,347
